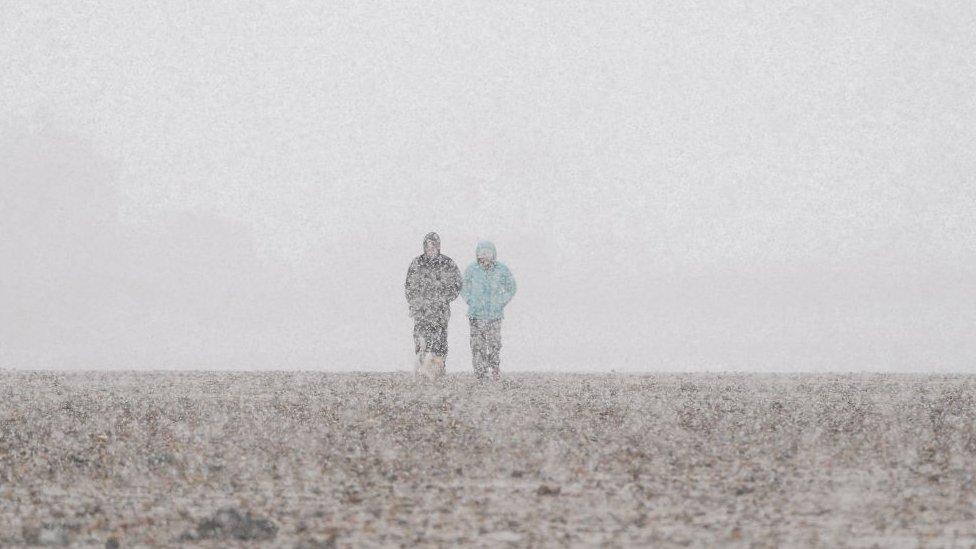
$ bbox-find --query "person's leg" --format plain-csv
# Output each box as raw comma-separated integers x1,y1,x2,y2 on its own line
413,321,430,355
469,318,488,380
414,321,440,378
430,322,448,357
430,322,448,378
486,319,502,379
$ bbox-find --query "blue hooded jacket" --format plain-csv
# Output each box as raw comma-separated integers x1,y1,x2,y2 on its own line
461,241,517,320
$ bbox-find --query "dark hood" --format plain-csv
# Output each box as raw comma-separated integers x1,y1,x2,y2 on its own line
422,232,441,252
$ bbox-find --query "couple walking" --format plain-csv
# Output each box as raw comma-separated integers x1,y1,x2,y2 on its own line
404,232,517,380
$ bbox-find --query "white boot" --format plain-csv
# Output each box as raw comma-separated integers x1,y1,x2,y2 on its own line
416,351,437,380
430,355,446,379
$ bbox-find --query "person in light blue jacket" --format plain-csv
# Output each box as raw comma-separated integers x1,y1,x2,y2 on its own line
460,240,517,380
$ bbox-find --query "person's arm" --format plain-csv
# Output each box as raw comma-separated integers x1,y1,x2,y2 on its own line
405,259,421,317
460,265,474,304
446,260,462,303
499,265,517,306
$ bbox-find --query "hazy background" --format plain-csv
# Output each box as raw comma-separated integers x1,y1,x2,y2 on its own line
2,1,974,372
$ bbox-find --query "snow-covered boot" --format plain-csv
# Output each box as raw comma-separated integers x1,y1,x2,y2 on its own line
416,351,438,380
430,355,446,379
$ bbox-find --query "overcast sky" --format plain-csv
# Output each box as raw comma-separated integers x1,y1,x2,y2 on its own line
2,1,974,372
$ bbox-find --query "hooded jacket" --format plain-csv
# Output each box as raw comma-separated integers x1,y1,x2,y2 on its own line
405,234,462,325
460,241,517,320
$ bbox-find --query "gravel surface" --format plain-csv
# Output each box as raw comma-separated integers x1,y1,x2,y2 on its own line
2,371,975,547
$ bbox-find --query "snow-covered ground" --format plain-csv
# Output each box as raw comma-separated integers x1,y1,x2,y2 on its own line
1,371,974,547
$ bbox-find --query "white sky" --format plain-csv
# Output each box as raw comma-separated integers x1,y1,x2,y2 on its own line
2,1,974,372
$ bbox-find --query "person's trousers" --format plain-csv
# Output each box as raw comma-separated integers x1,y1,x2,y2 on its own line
469,318,502,380
414,320,449,357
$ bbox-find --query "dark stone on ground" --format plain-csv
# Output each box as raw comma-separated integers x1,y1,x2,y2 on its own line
537,484,562,496
185,507,278,541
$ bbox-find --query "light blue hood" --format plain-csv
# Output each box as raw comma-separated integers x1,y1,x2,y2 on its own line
475,240,497,262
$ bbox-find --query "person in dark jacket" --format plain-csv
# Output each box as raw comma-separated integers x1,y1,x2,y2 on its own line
405,232,462,378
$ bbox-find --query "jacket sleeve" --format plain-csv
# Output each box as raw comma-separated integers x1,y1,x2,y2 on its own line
499,266,517,307
405,259,421,315
446,260,462,303
460,265,473,304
